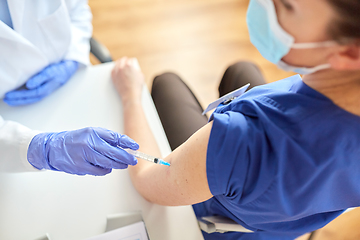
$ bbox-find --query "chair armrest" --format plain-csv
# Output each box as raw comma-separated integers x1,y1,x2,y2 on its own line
90,37,113,63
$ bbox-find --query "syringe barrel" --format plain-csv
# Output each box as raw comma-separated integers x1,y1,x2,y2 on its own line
125,149,156,163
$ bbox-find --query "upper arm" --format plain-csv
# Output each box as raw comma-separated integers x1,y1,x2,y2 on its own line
130,122,214,206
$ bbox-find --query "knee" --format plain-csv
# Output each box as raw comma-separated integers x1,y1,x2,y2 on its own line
153,72,180,87
151,72,181,98
227,61,261,75
151,72,180,94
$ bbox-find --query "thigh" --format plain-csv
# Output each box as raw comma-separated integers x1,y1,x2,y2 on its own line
218,61,266,97
151,73,208,151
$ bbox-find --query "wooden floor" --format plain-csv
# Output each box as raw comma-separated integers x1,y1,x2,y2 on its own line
88,0,359,239
89,0,292,109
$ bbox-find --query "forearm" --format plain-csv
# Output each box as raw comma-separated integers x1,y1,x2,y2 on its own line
122,99,162,180
112,57,212,205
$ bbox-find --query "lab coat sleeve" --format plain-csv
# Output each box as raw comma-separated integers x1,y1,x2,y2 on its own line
0,116,41,172
64,0,93,66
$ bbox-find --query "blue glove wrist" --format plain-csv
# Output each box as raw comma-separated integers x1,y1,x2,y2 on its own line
27,132,57,171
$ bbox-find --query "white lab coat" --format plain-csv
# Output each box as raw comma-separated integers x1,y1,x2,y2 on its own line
0,0,93,172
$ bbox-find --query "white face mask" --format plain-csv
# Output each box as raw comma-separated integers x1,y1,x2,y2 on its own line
246,0,337,75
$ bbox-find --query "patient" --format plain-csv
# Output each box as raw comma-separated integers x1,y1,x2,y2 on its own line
111,0,360,238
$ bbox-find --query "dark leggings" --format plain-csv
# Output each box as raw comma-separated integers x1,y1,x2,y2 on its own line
151,61,266,151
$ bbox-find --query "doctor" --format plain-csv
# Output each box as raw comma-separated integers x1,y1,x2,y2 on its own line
0,0,139,175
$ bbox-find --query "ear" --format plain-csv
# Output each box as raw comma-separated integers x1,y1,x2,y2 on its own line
329,43,360,70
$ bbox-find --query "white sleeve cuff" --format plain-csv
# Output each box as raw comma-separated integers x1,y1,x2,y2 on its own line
0,118,42,172
19,129,42,171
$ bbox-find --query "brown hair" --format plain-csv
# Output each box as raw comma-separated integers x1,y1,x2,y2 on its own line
326,0,360,42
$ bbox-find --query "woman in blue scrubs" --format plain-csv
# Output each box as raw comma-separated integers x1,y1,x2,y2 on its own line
111,0,360,239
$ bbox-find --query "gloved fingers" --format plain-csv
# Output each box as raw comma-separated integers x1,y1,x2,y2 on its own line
91,167,112,176
5,79,59,99
61,60,79,72
95,143,138,166
56,60,79,83
26,61,78,89
81,163,113,176
26,69,52,89
49,155,113,176
94,127,139,150
4,88,32,100
89,134,138,166
71,163,113,176
117,135,140,150
85,151,130,169
3,95,43,106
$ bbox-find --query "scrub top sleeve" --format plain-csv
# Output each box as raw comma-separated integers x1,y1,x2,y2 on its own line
207,111,251,198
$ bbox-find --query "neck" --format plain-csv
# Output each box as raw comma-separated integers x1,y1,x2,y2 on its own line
302,69,360,116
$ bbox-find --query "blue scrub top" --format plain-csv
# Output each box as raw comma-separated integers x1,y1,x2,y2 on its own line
194,75,360,240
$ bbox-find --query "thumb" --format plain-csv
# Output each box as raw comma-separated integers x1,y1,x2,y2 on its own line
26,67,53,89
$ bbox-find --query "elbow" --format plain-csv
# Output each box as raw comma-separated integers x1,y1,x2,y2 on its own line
128,166,178,206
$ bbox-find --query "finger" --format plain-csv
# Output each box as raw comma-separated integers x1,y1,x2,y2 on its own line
63,162,112,176
132,58,141,71
62,60,79,74
3,81,60,106
4,89,31,100
119,56,128,68
90,135,138,166
94,127,139,149
26,70,52,89
4,88,41,100
112,58,126,80
85,151,130,169
125,58,132,67
111,62,120,79
117,135,140,150
95,143,138,166
3,95,43,106
48,153,113,176
5,79,58,100
88,167,112,176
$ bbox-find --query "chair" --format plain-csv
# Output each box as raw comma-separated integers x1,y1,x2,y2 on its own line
90,37,113,63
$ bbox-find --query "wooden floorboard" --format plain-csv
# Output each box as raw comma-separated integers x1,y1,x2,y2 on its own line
89,0,292,108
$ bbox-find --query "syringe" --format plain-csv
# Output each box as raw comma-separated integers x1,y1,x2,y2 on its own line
118,147,171,166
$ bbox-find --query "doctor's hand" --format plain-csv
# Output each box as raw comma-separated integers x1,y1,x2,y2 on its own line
111,57,145,103
27,127,139,176
4,60,79,106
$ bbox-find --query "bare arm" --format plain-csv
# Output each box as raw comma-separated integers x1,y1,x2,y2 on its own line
112,57,213,206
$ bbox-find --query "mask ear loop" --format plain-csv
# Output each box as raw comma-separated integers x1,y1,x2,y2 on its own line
291,41,337,49
277,60,332,75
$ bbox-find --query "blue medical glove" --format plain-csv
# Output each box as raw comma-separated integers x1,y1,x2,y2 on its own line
27,127,139,176
4,60,79,106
